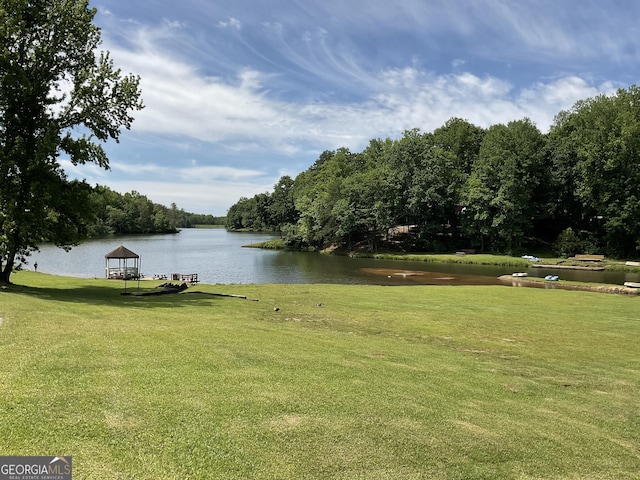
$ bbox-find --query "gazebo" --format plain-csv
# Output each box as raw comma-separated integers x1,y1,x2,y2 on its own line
105,245,141,280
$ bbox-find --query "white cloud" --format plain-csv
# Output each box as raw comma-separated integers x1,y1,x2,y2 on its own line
102,179,276,215
61,160,274,214
97,7,635,159
106,22,615,158
86,3,637,215
218,17,241,29
59,159,109,180
175,165,266,182
111,162,167,176
517,76,618,126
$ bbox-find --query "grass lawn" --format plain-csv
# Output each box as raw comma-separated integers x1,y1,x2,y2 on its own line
348,251,640,273
1,272,639,479
350,252,532,267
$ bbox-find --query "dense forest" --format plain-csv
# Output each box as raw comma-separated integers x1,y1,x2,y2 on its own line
226,86,640,258
83,186,224,237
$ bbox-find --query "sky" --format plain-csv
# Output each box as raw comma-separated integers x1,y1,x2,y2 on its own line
62,0,640,215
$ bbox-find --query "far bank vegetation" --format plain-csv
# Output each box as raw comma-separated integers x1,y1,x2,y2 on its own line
227,86,640,259
78,186,225,238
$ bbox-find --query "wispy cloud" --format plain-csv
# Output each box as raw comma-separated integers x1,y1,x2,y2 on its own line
111,177,279,213
217,17,241,29
107,23,615,152
175,165,266,182
86,0,638,215
62,159,277,213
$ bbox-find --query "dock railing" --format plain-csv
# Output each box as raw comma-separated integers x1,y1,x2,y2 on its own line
171,273,199,284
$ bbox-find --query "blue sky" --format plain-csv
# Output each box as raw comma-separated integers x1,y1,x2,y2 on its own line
63,0,640,215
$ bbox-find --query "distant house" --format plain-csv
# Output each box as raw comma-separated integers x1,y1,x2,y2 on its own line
387,225,418,237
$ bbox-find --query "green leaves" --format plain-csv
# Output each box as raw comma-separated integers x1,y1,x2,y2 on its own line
227,87,640,258
0,0,143,283
550,86,640,256
463,119,547,253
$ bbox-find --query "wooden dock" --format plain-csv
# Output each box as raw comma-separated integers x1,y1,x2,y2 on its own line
568,254,605,262
171,273,199,284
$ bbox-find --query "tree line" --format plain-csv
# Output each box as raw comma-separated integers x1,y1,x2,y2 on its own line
85,186,225,237
227,86,640,258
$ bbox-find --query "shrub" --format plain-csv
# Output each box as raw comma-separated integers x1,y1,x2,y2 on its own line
553,227,582,257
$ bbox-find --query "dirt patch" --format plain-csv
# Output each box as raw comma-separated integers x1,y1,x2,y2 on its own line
361,268,502,286
359,267,637,294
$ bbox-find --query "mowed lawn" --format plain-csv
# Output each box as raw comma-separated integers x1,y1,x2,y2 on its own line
1,272,639,479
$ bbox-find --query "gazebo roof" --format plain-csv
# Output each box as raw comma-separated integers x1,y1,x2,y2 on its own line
105,245,139,259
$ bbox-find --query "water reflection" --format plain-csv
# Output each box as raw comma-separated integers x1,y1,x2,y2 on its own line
31,229,639,286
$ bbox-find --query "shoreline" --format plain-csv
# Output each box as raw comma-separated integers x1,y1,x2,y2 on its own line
531,264,605,271
242,240,640,272
498,275,640,295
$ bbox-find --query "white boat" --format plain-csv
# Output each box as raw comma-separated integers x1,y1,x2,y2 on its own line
512,272,528,277
625,261,640,267
623,282,640,288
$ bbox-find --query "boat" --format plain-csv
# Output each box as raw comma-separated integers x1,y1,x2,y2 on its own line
512,272,528,277
625,261,640,267
623,282,640,288
544,275,559,281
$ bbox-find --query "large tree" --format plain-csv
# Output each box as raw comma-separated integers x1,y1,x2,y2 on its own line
462,119,547,253
549,87,640,256
0,0,143,284
292,148,355,247
432,117,485,177
269,175,297,233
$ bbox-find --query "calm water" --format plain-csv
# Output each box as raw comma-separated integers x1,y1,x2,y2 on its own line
30,228,639,286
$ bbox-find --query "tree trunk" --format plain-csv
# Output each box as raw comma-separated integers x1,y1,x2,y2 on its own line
1,261,13,285
1,236,19,285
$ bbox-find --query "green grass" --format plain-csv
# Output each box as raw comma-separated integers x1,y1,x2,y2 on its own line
1,272,639,479
243,238,288,249
351,252,532,267
350,252,640,272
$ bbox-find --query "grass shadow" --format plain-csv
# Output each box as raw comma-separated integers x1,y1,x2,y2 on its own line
2,279,255,309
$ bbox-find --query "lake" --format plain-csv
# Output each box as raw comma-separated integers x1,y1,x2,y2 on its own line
30,228,639,286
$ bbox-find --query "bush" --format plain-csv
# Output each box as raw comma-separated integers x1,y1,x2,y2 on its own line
553,227,582,257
